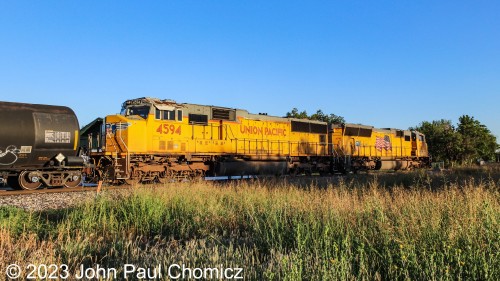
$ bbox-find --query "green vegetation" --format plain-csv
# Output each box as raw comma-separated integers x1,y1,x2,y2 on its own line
1,167,499,280
413,115,498,165
285,108,345,124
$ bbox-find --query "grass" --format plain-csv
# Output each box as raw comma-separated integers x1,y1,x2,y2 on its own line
1,166,499,280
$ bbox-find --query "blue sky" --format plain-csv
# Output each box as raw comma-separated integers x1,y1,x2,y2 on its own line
1,1,499,138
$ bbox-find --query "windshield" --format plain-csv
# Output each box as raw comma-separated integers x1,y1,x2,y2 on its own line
125,106,150,119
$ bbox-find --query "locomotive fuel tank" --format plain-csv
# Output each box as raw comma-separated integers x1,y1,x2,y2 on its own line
214,159,288,177
0,101,80,169
378,160,410,170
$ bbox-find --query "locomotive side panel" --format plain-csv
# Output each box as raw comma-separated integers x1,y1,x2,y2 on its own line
100,97,332,180
104,98,330,159
231,116,290,157
330,123,430,171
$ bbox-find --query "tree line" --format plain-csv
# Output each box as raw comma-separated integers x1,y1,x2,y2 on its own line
286,108,498,165
285,108,345,124
412,115,498,165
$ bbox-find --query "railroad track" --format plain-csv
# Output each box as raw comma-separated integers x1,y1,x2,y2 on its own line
0,182,129,196
0,182,139,210
0,170,406,197
0,186,93,196
0,175,256,196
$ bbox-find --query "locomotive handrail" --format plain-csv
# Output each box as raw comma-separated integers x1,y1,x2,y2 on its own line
106,132,119,152
116,122,130,177
233,138,330,157
116,123,129,153
334,145,414,158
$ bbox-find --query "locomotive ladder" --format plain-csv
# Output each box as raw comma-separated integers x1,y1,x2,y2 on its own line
114,123,130,180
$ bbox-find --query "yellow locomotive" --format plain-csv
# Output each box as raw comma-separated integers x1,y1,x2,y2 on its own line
330,123,429,172
87,97,330,182
83,97,430,182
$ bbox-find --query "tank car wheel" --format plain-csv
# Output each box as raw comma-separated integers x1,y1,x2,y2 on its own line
64,175,82,188
19,171,42,190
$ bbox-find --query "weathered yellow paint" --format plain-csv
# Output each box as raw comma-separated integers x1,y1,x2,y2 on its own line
104,111,328,157
330,126,417,159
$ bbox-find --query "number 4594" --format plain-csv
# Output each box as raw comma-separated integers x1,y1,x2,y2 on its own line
156,124,181,135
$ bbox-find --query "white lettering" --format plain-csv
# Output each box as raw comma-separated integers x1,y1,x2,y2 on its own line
168,264,181,279
123,264,136,277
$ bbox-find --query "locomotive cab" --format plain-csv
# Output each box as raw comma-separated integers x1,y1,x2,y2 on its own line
121,104,150,120
101,97,189,182
410,131,428,158
120,98,184,121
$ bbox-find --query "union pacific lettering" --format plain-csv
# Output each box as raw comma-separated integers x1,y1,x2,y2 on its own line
240,125,287,137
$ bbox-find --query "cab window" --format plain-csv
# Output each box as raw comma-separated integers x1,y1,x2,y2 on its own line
127,106,150,119
163,110,175,120
155,109,177,121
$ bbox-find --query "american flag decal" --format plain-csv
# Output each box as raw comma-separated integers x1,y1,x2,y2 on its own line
376,135,392,151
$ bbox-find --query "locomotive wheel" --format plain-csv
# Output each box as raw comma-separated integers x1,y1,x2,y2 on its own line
64,175,82,188
96,166,114,185
125,170,143,185
124,176,142,185
19,171,42,190
124,179,140,185
194,169,206,179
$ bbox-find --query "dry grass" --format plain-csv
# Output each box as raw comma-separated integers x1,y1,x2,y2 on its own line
0,167,499,280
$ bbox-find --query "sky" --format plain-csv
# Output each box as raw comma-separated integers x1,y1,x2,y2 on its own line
0,1,499,139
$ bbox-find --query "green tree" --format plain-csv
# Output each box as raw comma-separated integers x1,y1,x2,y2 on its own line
285,108,309,119
412,120,462,164
310,109,345,124
286,108,345,124
414,115,497,165
457,115,497,163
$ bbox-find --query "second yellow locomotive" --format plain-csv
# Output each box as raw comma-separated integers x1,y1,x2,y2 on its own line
330,123,429,172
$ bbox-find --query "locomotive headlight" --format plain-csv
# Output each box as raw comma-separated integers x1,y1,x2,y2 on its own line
55,153,65,163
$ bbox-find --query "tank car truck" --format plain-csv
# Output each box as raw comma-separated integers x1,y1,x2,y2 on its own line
0,101,85,189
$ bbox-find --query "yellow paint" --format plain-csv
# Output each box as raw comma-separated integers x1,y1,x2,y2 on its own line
104,112,328,157
330,128,417,159
74,130,78,150
103,103,427,160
